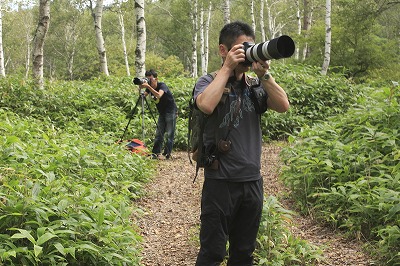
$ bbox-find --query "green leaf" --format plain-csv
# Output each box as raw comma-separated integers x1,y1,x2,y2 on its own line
10,229,36,244
34,244,43,257
77,243,99,253
54,242,66,256
98,206,105,226
65,247,76,259
37,232,57,246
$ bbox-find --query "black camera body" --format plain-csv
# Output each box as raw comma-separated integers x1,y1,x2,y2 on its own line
133,77,150,85
243,35,295,66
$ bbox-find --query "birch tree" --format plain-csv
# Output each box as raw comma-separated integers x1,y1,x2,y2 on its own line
321,0,331,75
23,10,34,79
223,0,230,24
199,2,205,75
90,0,109,76
295,0,301,60
302,0,313,60
265,0,286,39
0,6,5,77
260,0,266,42
190,0,198,77
114,0,130,76
32,0,50,88
251,0,256,32
135,0,146,77
200,1,212,75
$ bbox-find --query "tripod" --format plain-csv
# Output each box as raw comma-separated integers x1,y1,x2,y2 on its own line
119,90,158,144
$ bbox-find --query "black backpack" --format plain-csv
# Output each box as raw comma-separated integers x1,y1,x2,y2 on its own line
187,72,217,179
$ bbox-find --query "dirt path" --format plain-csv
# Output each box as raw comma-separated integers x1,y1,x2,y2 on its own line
136,144,373,266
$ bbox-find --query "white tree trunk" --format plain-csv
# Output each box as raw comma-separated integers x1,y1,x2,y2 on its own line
32,0,50,88
321,0,331,75
295,0,301,60
118,10,130,76
251,0,256,32
199,1,212,75
62,23,77,80
22,8,35,79
302,0,313,60
25,30,31,79
266,0,273,39
200,4,206,75
190,0,198,78
260,0,266,42
205,2,211,73
92,0,109,76
223,0,230,24
135,0,146,77
0,9,5,77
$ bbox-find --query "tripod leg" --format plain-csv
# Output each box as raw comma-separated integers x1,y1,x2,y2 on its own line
119,96,141,142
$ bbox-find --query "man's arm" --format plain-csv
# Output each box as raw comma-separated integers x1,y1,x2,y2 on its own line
252,61,289,113
140,83,165,99
196,44,245,115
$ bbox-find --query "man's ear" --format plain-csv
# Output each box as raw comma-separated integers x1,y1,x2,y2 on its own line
219,44,228,57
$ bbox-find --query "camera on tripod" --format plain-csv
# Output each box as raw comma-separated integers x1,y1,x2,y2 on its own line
133,77,150,85
242,35,295,66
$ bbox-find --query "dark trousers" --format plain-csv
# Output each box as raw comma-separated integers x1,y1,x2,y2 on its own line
195,178,263,266
152,111,176,156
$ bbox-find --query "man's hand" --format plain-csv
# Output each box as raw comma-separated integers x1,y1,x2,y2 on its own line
252,61,270,78
224,44,246,71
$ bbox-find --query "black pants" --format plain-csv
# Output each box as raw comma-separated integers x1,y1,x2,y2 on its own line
195,178,263,266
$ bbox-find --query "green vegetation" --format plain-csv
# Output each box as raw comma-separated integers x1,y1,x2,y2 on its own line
1,63,399,264
280,83,400,264
0,78,155,264
0,111,154,264
255,196,323,265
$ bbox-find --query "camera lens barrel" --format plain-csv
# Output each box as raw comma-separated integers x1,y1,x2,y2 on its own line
133,77,149,85
243,35,295,65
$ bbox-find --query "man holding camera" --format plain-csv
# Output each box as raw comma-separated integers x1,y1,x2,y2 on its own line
139,69,177,160
193,21,290,265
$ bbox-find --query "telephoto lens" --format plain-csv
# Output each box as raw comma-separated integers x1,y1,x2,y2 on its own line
243,35,295,66
133,77,150,85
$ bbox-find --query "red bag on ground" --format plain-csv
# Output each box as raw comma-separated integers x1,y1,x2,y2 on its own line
125,139,148,155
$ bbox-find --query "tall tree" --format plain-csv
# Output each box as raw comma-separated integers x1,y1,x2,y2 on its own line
321,0,331,75
223,0,230,24
190,0,198,77
32,0,50,88
135,0,146,76
0,6,5,77
250,0,256,32
90,0,109,76
113,0,130,76
295,0,301,60
199,0,212,75
260,0,266,42
302,0,313,60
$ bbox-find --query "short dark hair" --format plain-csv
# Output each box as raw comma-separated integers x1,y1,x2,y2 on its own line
145,69,157,78
219,21,255,49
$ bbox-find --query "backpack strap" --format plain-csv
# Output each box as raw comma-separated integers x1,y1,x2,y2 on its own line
187,72,217,166
189,72,222,182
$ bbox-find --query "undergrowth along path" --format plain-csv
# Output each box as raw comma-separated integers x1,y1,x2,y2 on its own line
136,144,373,266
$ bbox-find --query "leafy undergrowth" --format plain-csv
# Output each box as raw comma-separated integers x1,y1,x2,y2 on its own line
0,110,154,265
281,85,400,264
255,196,323,265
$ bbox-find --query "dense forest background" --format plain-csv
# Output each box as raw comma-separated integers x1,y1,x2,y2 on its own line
0,0,399,83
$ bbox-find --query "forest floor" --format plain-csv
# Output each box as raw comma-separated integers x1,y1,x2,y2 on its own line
135,143,375,266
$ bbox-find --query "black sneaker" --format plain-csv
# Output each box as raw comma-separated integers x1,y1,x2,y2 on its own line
150,153,159,159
